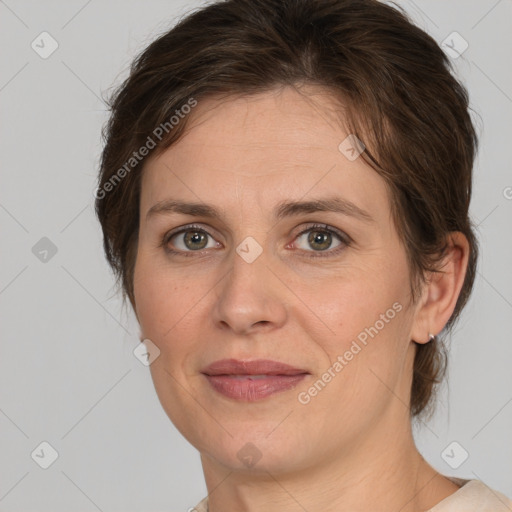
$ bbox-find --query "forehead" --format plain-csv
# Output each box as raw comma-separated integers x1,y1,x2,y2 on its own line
166,86,351,166
140,87,390,225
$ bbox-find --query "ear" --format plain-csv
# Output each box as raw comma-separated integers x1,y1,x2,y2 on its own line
410,232,470,344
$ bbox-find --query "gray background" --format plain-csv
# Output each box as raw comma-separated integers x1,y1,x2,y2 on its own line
1,1,511,511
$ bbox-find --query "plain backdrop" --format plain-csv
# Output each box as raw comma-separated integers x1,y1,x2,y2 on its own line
1,1,511,511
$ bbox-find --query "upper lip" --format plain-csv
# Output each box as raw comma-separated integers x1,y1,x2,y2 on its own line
202,359,309,376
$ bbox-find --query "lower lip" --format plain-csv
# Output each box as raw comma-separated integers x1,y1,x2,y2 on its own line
204,374,308,401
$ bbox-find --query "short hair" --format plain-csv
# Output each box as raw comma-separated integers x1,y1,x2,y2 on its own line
95,0,479,422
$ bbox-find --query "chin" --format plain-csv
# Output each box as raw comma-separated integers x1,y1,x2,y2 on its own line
197,426,315,475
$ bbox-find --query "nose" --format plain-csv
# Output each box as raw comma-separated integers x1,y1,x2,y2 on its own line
212,247,288,336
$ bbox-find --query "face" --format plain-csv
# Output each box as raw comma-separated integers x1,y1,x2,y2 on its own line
133,86,421,473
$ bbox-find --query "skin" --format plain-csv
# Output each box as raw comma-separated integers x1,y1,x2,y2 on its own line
133,85,469,512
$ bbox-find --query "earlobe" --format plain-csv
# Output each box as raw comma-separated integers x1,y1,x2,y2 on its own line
410,232,470,344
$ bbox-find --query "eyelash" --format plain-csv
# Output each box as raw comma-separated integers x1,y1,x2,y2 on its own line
160,223,351,259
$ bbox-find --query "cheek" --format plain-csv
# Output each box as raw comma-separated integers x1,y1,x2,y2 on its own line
302,266,405,348
297,265,412,413
133,255,182,340
133,252,216,360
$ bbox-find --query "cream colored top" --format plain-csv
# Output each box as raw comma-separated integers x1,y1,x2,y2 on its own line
191,477,512,511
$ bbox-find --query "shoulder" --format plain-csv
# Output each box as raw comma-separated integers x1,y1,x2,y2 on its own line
428,477,512,511
191,479,512,512
191,496,208,512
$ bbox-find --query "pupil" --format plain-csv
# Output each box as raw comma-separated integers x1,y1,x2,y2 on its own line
308,230,331,250
186,231,207,250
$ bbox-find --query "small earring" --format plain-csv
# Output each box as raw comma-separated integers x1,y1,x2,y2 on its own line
428,333,435,342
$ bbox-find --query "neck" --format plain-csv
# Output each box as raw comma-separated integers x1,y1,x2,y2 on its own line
200,404,457,512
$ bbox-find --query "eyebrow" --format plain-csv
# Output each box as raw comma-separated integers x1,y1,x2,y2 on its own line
146,196,375,224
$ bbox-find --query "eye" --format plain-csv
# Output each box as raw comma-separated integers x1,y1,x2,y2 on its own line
162,224,220,255
161,223,350,258
292,224,350,258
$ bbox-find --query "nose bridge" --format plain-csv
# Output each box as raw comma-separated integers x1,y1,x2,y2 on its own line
212,240,287,334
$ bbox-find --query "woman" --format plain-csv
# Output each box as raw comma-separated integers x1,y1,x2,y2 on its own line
95,0,512,510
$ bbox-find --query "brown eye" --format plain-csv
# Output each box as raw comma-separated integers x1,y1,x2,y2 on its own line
306,230,334,251
181,230,209,250
164,226,219,254
293,224,349,258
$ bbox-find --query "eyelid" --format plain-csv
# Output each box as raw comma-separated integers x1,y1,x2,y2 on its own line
289,223,351,258
163,223,218,241
293,222,351,244
161,222,351,256
161,223,221,251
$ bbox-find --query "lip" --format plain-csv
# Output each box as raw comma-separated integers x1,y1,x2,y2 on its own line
202,358,308,376
201,359,309,401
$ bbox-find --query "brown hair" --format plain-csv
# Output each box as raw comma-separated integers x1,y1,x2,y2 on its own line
95,0,479,421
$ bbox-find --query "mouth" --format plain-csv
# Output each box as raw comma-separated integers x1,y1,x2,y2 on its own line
201,359,310,401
